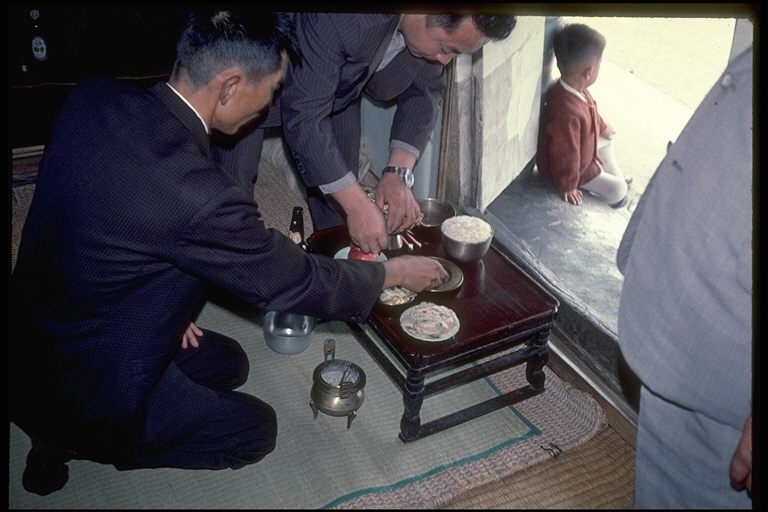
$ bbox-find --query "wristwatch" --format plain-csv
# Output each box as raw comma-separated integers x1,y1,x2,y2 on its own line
382,166,414,189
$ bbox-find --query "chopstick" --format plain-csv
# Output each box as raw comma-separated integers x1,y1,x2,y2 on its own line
340,362,350,385
403,230,422,248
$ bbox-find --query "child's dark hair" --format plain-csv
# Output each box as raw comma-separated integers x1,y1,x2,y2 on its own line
553,23,606,76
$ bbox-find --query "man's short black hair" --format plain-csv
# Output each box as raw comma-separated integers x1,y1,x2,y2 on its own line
173,8,298,88
426,14,517,41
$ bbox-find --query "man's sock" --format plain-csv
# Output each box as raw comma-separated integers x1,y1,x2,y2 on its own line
21,436,74,496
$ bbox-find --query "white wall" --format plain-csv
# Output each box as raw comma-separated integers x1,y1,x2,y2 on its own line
360,97,442,200
359,16,546,209
477,16,545,211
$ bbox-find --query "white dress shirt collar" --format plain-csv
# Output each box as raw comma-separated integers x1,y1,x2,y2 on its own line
165,82,210,134
559,78,588,103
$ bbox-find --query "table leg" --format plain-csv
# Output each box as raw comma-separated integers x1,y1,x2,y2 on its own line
525,329,551,390
399,369,426,443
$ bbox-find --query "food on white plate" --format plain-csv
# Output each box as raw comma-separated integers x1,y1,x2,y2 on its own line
400,301,459,340
379,286,417,305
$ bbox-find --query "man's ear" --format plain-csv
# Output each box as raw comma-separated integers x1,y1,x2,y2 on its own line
218,69,243,105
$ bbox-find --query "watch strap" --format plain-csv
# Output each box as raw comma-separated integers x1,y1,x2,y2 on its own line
382,166,414,188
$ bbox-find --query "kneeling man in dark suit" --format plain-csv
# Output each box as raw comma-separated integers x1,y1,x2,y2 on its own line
9,7,447,496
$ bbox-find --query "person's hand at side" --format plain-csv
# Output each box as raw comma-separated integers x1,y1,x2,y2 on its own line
376,173,421,235
601,120,616,140
181,321,203,349
730,414,752,496
382,255,448,293
334,182,389,254
561,189,583,205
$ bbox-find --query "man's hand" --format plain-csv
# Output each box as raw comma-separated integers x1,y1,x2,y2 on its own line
382,255,448,292
561,189,583,205
181,322,203,349
333,182,389,254
346,199,389,254
376,173,421,234
730,414,752,496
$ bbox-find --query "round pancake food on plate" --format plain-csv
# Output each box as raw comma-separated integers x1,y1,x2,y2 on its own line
400,301,460,341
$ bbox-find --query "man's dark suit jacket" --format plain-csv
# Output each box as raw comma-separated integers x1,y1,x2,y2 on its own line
283,13,445,187
9,77,385,460
255,13,445,189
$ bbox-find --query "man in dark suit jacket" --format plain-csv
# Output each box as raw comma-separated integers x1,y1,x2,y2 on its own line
213,12,517,254
9,8,447,496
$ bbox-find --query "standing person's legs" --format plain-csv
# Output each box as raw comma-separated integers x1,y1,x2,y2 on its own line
634,385,752,509
305,101,362,232
305,189,345,233
211,127,266,198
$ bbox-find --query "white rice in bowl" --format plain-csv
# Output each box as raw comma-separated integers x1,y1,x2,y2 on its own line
441,215,493,244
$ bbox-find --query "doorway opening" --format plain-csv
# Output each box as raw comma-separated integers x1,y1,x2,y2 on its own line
486,15,743,406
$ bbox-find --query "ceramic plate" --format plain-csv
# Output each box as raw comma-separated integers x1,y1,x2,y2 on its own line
378,286,417,306
426,257,463,293
334,247,387,262
400,302,460,342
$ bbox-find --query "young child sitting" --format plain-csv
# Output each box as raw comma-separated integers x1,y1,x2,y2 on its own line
537,23,630,208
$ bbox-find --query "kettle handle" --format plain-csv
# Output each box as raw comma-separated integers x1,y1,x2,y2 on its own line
323,338,335,362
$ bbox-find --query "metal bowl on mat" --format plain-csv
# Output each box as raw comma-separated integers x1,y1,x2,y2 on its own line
441,215,494,263
263,311,317,355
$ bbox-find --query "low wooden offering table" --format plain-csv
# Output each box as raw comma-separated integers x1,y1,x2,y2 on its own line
307,225,559,443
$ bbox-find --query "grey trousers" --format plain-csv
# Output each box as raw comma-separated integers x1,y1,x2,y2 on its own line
634,385,751,509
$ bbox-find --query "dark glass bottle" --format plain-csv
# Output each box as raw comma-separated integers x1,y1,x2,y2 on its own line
288,206,308,251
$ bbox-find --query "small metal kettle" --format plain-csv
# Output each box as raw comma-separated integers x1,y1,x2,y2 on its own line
309,339,366,429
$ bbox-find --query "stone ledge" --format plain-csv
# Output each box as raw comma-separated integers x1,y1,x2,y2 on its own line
467,206,642,418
